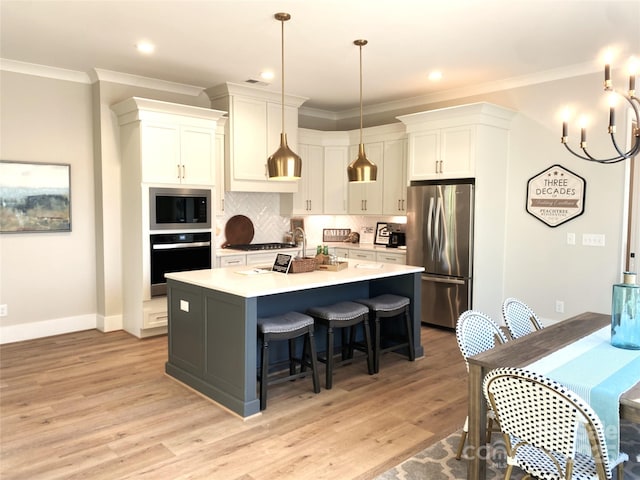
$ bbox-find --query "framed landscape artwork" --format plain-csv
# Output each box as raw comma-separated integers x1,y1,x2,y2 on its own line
0,161,71,233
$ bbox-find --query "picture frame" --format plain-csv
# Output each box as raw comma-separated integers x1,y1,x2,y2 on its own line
0,160,71,233
374,222,390,245
290,218,304,233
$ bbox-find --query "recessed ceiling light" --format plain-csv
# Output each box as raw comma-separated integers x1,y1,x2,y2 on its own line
428,70,442,81
261,70,274,81
136,42,155,54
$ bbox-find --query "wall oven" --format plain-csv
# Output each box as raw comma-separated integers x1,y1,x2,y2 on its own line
150,232,211,297
149,187,211,230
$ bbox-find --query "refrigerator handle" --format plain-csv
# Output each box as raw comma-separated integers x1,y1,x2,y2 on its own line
426,197,434,253
421,274,466,285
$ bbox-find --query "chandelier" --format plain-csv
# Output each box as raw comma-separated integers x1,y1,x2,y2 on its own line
561,56,639,164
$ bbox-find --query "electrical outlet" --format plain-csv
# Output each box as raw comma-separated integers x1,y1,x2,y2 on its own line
555,300,564,313
567,233,576,245
0,304,7,317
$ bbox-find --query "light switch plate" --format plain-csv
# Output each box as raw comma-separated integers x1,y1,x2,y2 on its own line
582,233,605,247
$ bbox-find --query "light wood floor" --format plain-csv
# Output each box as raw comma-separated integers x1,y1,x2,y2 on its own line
0,325,467,480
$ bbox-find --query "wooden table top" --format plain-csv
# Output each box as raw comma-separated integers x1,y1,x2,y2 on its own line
469,311,640,423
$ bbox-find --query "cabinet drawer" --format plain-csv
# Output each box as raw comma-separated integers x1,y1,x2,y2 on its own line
350,250,376,261
220,255,246,267
246,252,280,266
376,251,406,264
144,309,168,329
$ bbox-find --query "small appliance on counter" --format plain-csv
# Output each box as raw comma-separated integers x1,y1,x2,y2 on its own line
388,231,406,248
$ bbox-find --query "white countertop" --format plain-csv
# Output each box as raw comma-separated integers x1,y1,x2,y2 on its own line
216,243,406,257
166,260,423,298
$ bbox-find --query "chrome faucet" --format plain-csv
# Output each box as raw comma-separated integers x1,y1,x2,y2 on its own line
293,227,306,259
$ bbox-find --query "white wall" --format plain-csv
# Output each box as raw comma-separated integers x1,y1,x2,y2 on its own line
0,67,631,341
0,71,97,342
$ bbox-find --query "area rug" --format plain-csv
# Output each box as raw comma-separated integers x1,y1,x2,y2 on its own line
376,420,640,480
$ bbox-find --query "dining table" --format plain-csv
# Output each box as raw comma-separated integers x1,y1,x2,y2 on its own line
466,311,640,480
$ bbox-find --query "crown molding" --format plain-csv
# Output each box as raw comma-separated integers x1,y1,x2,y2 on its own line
327,61,600,121
91,69,204,96
0,58,91,83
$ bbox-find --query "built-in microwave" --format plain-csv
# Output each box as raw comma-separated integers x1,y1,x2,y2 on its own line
149,187,211,230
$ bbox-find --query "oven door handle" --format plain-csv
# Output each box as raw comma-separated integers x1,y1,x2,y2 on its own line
152,241,211,250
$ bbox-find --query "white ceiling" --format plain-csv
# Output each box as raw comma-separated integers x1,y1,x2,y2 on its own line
1,0,639,113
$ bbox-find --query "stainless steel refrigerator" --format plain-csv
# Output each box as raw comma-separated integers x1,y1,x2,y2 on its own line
406,180,474,328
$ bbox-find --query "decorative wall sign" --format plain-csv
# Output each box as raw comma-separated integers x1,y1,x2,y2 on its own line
526,164,585,228
0,160,71,233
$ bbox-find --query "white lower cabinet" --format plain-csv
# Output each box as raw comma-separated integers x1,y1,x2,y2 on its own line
219,255,246,268
375,251,406,264
349,250,376,261
143,298,170,329
246,252,282,266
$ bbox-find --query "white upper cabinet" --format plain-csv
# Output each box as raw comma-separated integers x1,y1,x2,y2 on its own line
215,119,226,213
321,131,351,215
398,102,516,181
283,142,324,214
206,82,307,193
348,142,384,214
112,97,225,188
382,138,408,215
406,125,474,179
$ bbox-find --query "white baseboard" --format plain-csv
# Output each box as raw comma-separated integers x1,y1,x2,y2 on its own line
96,314,123,333
0,314,98,344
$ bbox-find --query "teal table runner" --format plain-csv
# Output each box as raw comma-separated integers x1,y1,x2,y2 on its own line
527,326,640,459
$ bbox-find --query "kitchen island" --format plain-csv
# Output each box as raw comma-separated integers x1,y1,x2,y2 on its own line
165,260,424,417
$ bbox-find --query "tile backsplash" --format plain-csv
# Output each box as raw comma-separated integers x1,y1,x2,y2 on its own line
215,192,406,249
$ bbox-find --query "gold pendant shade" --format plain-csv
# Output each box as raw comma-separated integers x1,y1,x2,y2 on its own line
348,39,377,183
267,12,302,180
347,143,377,182
267,133,302,179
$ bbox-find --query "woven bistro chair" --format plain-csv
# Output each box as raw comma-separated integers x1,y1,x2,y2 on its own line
501,297,544,339
483,367,628,480
454,310,509,460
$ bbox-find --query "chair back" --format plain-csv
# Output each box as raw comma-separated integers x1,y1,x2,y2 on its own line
502,297,543,339
455,310,508,370
483,367,612,479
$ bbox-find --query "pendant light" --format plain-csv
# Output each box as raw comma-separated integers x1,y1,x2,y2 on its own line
267,12,301,180
347,39,377,183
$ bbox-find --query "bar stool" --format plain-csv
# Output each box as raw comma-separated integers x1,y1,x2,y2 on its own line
355,294,415,373
306,301,374,389
257,311,320,410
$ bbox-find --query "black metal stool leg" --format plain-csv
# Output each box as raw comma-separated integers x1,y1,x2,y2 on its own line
260,335,269,410
362,314,374,375
326,325,334,390
307,328,321,394
374,314,381,373
404,306,415,361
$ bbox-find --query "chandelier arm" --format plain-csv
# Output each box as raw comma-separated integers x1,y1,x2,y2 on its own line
609,132,633,158
563,143,627,164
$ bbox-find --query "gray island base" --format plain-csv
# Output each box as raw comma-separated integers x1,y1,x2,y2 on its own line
165,261,425,417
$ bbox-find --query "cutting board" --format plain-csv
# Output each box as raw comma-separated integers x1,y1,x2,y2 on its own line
222,215,254,247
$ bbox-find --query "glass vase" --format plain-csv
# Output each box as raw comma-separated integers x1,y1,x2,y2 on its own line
611,272,640,350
